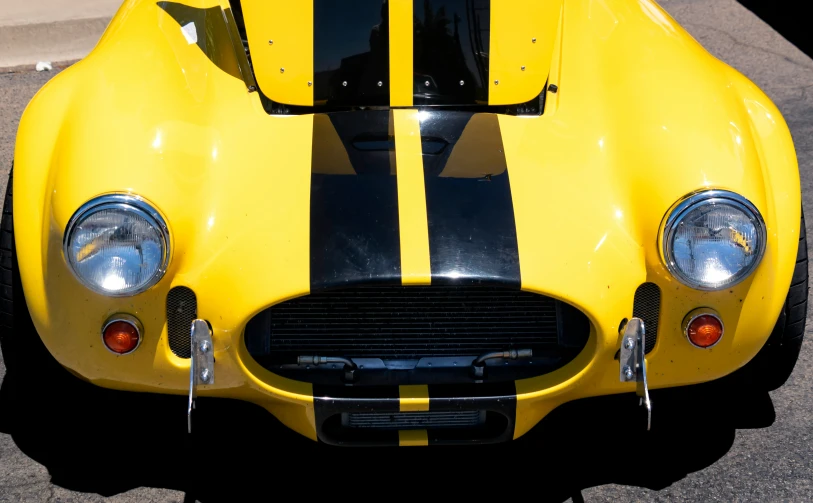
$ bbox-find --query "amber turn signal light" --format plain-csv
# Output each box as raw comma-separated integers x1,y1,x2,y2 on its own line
102,315,142,354
685,311,723,348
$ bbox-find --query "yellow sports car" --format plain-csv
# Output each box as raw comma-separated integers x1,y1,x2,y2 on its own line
4,0,806,446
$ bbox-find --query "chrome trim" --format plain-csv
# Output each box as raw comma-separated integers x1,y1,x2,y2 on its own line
62,193,171,297
683,309,725,349
659,190,767,291
189,319,214,433
618,318,651,429
101,313,144,355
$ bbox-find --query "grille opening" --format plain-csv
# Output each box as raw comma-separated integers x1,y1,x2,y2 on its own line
633,283,661,354
167,286,197,358
320,410,510,445
245,285,591,386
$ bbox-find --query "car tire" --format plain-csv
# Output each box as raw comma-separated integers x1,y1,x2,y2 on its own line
736,212,808,392
0,168,64,380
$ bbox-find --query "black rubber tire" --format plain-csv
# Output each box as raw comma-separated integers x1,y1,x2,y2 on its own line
737,211,808,392
0,169,64,379
0,169,21,373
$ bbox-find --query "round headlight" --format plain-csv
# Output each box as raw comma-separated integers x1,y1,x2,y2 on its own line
64,195,170,296
661,190,766,291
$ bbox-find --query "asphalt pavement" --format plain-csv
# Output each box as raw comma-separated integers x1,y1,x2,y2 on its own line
1,0,812,501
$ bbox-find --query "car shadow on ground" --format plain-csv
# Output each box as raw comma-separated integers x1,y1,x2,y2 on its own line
736,1,812,58
0,353,775,503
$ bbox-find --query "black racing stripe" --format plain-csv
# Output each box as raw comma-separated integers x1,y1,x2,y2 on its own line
419,111,472,177
327,111,393,175
413,0,490,105
313,0,389,106
309,111,401,291
419,111,520,286
313,385,400,446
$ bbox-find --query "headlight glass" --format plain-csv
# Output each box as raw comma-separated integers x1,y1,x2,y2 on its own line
64,195,170,296
662,191,765,290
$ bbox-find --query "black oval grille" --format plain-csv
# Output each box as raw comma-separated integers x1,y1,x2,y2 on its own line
245,285,589,367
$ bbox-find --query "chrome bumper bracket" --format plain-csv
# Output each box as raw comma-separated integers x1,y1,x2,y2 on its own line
619,317,652,430
188,319,214,433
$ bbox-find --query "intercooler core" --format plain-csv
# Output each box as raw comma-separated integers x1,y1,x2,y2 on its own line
244,284,591,386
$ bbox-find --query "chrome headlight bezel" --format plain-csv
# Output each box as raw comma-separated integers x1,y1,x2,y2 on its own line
660,190,766,291
63,194,171,297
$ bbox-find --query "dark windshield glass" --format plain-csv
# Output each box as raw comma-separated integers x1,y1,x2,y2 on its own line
414,0,490,105
311,0,490,107
314,0,390,106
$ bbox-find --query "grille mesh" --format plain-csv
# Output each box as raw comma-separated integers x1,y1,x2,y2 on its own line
248,285,561,362
344,410,485,430
633,283,661,353
167,286,197,358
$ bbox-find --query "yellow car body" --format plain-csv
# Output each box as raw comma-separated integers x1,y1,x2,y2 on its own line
11,0,801,445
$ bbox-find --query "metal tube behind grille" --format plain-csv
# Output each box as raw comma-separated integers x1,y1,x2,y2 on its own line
166,286,197,358
633,283,661,354
342,410,486,430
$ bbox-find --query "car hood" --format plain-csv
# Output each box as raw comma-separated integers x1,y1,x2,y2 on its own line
15,0,800,342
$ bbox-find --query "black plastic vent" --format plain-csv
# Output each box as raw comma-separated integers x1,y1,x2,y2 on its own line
343,410,485,430
166,286,197,358
633,283,661,353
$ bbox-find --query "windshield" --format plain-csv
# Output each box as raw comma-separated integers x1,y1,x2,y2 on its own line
310,0,489,107
235,0,554,110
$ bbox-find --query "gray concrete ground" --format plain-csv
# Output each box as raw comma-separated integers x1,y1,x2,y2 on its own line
1,0,812,501
0,0,118,68
0,18,113,69
0,0,120,26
